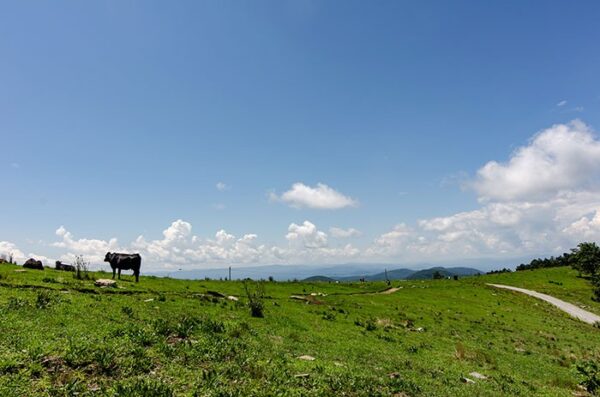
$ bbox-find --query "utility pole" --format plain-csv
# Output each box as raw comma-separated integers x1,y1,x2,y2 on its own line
228,266,232,281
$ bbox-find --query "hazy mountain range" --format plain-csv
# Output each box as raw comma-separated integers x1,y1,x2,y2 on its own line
150,264,483,281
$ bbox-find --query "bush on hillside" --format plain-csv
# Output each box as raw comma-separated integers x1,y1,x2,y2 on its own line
576,359,600,395
243,280,265,318
73,255,91,280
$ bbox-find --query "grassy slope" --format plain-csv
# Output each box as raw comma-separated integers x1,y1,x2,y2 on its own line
482,266,600,316
0,264,598,396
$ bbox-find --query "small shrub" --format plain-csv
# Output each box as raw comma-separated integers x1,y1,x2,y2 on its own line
243,280,265,318
42,277,57,284
73,255,91,280
175,316,199,338
576,359,600,394
354,318,377,331
322,311,336,321
592,275,600,302
152,318,172,337
201,318,225,334
36,290,55,309
93,346,118,375
6,297,28,310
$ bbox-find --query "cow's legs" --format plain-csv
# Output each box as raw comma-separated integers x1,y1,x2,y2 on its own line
112,268,116,279
135,271,139,283
118,269,121,280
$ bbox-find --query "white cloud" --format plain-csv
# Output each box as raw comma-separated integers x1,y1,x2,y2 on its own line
286,221,328,248
472,120,600,202
216,182,229,191
557,100,567,107
10,162,19,169
367,121,600,262
53,226,120,263
8,121,600,269
563,209,600,239
0,241,25,263
330,227,362,238
273,182,358,209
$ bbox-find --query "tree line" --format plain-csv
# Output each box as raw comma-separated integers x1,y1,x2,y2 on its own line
516,242,600,301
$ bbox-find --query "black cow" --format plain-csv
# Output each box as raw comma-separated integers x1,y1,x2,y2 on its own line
104,252,141,282
55,261,75,272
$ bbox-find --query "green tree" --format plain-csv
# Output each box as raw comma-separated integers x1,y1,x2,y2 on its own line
571,242,600,277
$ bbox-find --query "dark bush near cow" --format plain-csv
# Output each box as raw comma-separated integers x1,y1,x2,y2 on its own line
23,258,44,270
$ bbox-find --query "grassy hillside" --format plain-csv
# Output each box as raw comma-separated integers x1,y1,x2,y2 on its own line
0,264,598,396
483,266,600,316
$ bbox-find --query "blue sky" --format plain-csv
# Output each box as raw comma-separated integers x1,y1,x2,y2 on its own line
2,1,600,270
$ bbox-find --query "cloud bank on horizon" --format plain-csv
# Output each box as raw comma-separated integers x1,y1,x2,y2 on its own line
3,120,600,271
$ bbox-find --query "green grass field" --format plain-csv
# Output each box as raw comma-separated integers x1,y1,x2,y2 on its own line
0,264,598,396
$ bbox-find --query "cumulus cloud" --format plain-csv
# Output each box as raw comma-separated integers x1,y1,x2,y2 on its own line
272,183,358,209
0,241,25,262
366,120,600,262
472,120,600,202
330,227,362,238
557,100,567,107
53,226,120,262
8,121,600,269
286,221,328,248
562,209,600,239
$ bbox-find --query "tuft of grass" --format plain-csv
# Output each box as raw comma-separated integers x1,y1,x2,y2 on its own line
35,290,56,309
111,378,174,397
121,305,134,318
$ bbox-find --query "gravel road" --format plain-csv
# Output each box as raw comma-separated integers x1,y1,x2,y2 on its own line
487,283,600,325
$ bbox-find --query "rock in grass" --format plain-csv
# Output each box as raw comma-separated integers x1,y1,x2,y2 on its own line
290,295,307,301
95,279,117,287
297,355,316,361
461,377,476,384
227,296,239,301
469,371,487,380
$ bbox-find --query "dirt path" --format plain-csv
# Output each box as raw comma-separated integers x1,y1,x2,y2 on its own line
487,284,600,325
379,287,402,295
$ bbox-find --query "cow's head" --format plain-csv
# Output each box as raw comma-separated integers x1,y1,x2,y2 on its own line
104,252,112,262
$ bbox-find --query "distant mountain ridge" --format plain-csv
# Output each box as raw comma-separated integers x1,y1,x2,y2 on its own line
150,263,483,281
303,266,483,282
